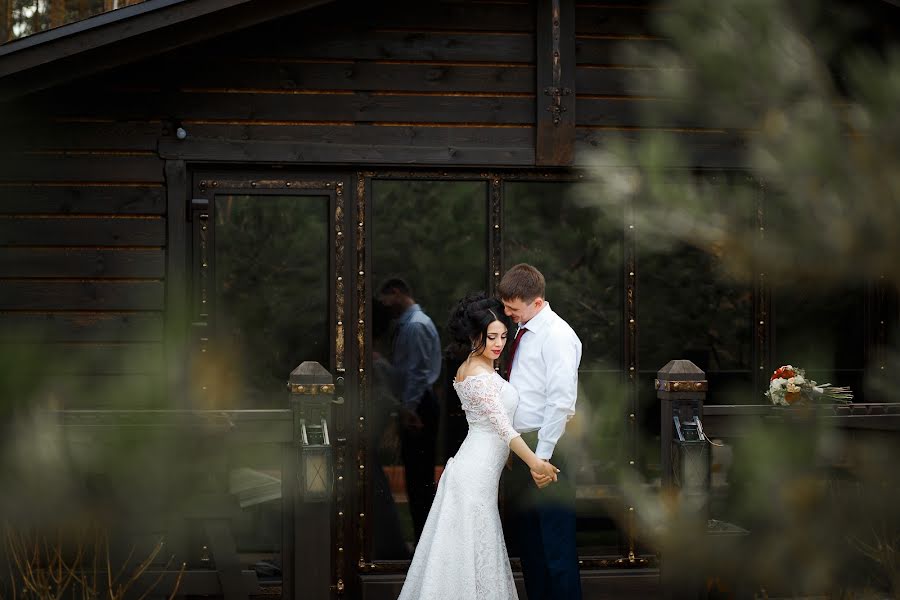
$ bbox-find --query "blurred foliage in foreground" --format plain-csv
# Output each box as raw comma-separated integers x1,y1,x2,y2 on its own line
585,0,900,289
582,0,900,596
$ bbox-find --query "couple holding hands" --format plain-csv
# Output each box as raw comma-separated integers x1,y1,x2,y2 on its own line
398,263,583,600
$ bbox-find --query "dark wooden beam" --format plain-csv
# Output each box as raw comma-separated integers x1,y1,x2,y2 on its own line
164,159,188,409
0,312,163,342
157,139,534,167
0,280,164,310
0,342,164,373
0,248,165,278
0,216,165,246
0,0,337,100
0,185,166,215
535,0,576,166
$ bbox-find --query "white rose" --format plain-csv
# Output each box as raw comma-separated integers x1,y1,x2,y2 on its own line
793,375,805,385
771,377,788,389
786,382,800,393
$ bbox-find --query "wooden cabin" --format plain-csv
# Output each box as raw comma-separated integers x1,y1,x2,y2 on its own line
1,1,897,599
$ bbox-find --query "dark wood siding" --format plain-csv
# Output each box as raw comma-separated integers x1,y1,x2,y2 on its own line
141,0,538,165
0,0,539,407
0,0,741,405
573,1,745,167
0,105,165,405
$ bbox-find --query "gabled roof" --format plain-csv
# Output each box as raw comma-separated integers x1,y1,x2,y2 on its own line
0,0,335,101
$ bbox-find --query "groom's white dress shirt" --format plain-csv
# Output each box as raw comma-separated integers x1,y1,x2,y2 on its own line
509,302,582,460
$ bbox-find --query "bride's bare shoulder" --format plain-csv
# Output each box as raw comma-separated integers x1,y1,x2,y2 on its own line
454,362,495,383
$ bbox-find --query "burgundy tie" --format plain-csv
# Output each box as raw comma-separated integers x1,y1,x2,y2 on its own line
504,327,527,380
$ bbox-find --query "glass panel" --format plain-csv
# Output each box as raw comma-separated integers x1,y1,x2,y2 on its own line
636,179,756,487
3,0,148,44
175,436,286,597
636,184,755,551
638,241,754,378
214,194,330,407
504,181,623,370
226,442,285,591
637,240,754,416
638,242,753,516
504,181,624,556
206,192,330,596
369,179,487,559
773,285,866,401
766,191,867,402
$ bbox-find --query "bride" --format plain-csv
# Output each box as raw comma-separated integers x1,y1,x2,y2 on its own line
397,293,559,600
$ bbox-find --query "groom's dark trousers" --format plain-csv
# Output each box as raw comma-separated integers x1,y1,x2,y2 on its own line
506,431,582,600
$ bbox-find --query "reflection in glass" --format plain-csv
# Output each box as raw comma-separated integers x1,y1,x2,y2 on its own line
504,182,623,370
206,192,330,596
504,181,623,556
226,443,284,593
370,179,487,558
3,0,148,44
639,242,753,373
636,186,754,540
638,242,753,510
176,436,286,597
765,190,867,400
773,285,866,402
214,194,329,408
636,179,755,486
638,242,753,390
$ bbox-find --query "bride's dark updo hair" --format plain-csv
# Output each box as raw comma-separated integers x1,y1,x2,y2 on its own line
447,292,512,358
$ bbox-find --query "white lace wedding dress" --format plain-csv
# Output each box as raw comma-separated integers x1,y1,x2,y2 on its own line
397,371,520,600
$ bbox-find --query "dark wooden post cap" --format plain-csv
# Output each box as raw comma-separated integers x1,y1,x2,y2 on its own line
288,361,334,395
656,359,708,399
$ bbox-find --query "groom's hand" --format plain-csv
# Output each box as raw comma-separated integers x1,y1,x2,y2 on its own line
530,460,553,489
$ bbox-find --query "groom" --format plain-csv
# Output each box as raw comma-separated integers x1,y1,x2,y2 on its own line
499,263,582,600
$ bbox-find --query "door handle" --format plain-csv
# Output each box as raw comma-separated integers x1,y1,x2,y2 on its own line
334,375,345,404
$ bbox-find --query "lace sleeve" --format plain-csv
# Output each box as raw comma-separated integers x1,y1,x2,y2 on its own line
462,376,520,446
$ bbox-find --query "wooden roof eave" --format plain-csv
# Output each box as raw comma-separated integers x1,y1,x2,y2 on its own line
0,0,337,101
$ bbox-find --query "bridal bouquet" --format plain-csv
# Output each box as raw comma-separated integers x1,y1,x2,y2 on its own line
765,364,853,406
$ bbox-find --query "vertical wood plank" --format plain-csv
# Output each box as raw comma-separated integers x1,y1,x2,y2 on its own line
535,0,576,165
165,159,188,408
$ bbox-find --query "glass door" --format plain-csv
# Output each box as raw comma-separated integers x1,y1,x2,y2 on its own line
187,172,351,598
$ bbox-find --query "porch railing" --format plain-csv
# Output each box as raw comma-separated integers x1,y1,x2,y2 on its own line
21,360,335,600
659,358,900,599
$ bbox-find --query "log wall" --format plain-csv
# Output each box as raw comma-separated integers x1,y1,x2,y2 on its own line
0,0,746,408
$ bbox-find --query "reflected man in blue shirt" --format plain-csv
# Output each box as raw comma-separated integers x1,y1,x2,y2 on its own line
378,278,442,544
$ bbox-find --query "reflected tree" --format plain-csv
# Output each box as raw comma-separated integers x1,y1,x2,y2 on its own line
215,195,329,407
504,181,623,372
583,0,900,595
2,0,141,42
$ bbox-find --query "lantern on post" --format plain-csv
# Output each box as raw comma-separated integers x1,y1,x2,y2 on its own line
287,361,334,600
657,359,710,515
288,361,334,502
657,359,711,600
